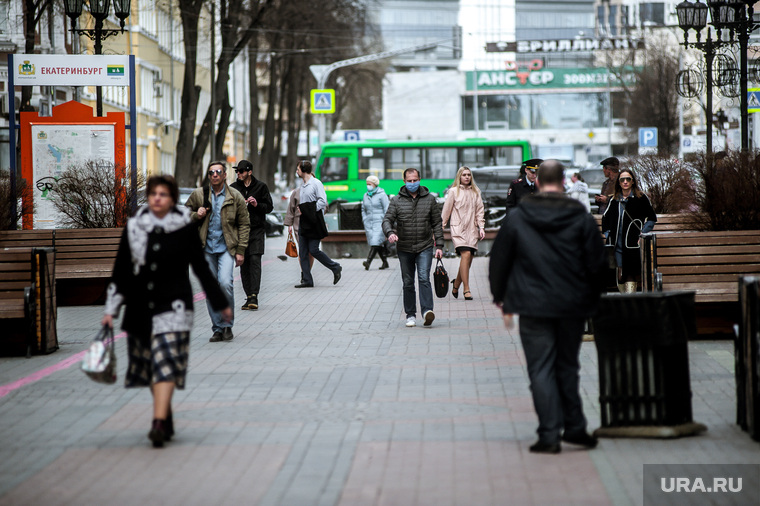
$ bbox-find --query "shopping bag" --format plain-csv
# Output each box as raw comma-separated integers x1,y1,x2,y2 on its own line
433,258,449,298
81,325,117,384
285,230,298,257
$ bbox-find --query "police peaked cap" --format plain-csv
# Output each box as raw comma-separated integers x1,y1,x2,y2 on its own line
522,159,543,171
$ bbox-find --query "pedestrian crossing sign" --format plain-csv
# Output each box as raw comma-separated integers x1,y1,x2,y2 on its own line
310,89,335,114
749,89,760,113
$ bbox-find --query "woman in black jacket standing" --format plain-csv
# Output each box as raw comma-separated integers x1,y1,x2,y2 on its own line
601,168,657,293
102,175,232,448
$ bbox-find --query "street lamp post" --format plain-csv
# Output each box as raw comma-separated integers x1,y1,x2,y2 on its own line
64,0,130,117
676,0,758,152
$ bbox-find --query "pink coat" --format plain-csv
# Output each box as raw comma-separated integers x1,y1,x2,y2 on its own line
441,186,485,250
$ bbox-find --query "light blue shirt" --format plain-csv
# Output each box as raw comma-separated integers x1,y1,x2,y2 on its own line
205,186,227,254
300,177,327,213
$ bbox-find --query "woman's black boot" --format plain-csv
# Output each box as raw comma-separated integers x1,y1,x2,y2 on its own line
378,249,389,269
363,247,377,270
148,419,167,448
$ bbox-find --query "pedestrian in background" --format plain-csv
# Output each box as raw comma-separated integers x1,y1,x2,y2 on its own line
293,160,342,288
382,168,444,328
231,159,273,311
361,175,390,270
595,157,619,215
185,161,249,342
102,175,232,448
601,168,657,293
284,186,313,285
568,172,591,212
441,166,485,300
489,159,606,454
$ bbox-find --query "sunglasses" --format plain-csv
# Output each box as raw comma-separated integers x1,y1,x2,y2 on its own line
619,177,633,182
235,168,251,174
208,169,223,175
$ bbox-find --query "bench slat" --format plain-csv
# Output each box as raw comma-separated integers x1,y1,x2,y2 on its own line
658,255,760,266
659,264,760,274
657,244,760,256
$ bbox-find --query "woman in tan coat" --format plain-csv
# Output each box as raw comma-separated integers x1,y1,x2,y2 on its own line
441,166,485,300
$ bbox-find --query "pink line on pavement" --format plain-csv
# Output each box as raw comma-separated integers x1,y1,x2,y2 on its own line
0,258,280,398
0,331,127,398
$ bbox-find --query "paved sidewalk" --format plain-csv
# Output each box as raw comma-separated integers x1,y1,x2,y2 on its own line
0,235,758,505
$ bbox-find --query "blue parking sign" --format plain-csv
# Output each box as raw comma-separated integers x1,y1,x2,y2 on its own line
639,127,658,147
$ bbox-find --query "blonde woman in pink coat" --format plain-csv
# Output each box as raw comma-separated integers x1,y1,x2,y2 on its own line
441,166,486,300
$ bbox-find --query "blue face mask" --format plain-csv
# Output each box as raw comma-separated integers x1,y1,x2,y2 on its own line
405,182,420,193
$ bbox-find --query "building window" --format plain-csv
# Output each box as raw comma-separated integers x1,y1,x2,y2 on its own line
640,3,665,26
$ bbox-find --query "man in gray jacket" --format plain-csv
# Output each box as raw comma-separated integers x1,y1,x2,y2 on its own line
382,168,444,328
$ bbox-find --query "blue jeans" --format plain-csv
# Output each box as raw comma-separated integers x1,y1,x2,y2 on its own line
518,316,587,444
397,247,434,318
298,235,341,285
204,251,235,332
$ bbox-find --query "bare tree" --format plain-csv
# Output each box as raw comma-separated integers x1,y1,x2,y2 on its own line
49,162,145,228
0,172,33,230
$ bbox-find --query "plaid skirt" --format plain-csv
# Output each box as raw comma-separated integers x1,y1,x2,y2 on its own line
125,331,190,389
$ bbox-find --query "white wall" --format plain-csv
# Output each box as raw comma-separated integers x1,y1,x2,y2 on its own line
383,70,462,139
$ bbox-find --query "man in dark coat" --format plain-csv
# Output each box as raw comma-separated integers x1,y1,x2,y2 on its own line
382,168,444,328
231,160,273,310
596,156,619,215
489,159,606,454
506,158,542,210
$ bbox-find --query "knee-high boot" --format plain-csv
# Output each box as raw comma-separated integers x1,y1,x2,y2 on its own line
363,247,377,270
378,248,389,269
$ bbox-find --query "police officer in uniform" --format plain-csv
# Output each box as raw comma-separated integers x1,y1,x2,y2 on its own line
506,158,543,209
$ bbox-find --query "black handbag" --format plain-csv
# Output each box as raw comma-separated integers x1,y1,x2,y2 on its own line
433,258,449,298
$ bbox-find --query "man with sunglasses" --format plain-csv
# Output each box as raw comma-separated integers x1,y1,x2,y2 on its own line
506,158,543,210
231,160,273,311
186,161,249,342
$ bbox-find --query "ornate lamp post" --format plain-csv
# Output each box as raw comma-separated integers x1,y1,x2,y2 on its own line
64,0,130,117
676,0,759,152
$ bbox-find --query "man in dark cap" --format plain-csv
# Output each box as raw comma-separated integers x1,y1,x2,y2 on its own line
506,158,543,210
231,159,273,310
596,157,619,215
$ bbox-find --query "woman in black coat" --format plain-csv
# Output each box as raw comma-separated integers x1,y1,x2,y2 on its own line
601,168,657,292
102,175,231,448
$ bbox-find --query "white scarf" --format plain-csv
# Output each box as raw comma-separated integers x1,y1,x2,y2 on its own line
127,205,191,274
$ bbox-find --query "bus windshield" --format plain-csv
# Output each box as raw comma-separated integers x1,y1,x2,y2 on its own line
315,139,531,204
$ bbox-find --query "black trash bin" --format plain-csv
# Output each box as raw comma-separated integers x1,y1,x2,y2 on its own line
338,202,363,230
736,276,760,440
593,291,706,437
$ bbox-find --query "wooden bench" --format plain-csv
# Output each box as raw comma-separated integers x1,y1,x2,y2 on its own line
594,213,697,233
642,230,760,336
0,247,57,356
54,228,122,305
0,229,55,249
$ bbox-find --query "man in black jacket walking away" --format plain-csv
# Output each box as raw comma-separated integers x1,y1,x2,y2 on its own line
382,168,444,328
231,160,273,310
489,159,606,454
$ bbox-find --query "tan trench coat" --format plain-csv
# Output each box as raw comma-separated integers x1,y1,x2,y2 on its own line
441,186,485,250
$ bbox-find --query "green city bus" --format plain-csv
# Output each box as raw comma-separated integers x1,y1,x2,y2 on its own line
314,139,532,204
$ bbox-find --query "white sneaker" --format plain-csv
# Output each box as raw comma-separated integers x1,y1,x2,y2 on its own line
423,310,435,327
405,317,416,327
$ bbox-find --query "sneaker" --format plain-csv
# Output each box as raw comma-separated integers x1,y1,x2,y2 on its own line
405,317,416,327
247,294,258,310
241,296,251,310
529,440,561,454
562,431,598,448
209,331,224,342
222,327,234,341
423,310,435,327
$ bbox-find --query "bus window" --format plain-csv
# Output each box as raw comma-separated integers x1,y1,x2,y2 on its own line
359,148,386,179
387,148,422,180
322,157,349,182
425,148,457,180
494,146,524,165
460,147,490,167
